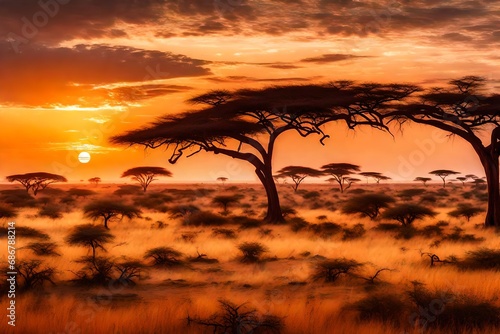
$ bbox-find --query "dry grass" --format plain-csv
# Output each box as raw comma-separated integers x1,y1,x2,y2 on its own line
0,182,498,333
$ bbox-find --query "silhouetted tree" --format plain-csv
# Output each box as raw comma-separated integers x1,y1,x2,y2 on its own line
414,177,432,186
212,194,243,215
322,163,361,193
15,260,56,290
88,177,101,186
312,258,363,282
111,83,418,223
65,224,115,260
6,172,67,196
429,170,460,188
216,176,228,185
448,203,484,222
388,76,500,227
359,172,391,184
274,165,323,192
342,193,396,220
382,204,436,226
121,166,172,192
83,200,142,229
456,176,468,186
238,242,268,263
144,247,183,266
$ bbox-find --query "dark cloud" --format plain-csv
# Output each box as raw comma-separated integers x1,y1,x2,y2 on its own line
300,54,369,64
0,43,209,106
205,76,321,83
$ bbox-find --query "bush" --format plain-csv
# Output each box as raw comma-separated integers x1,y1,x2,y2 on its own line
442,227,484,243
67,188,96,198
349,293,407,325
341,193,395,220
133,192,173,212
212,228,237,239
342,224,366,241
169,205,200,218
382,204,436,226
420,225,444,238
312,258,363,282
302,191,320,200
233,216,262,229
448,203,484,221
0,205,17,219
25,242,60,256
183,211,229,227
187,299,284,333
459,248,500,270
0,226,49,240
113,185,142,197
144,247,183,267
73,256,115,285
15,260,56,290
309,222,342,238
38,204,63,219
398,188,426,200
115,259,145,285
238,242,268,263
0,189,37,208
288,217,310,232
212,194,243,214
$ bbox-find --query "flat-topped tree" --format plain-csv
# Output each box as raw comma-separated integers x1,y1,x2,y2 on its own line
274,166,324,192
414,177,432,186
216,177,228,186
121,166,172,192
387,76,500,227
111,83,418,223
359,172,391,184
429,170,460,188
88,177,101,186
6,172,67,196
456,176,468,186
322,163,361,193
83,200,142,229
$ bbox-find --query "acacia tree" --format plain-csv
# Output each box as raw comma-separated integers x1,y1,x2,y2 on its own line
111,83,418,223
359,172,391,184
429,170,460,188
6,172,67,196
274,166,324,192
414,177,432,186
216,176,228,186
83,200,142,229
322,163,361,193
121,166,172,192
88,177,101,186
65,224,115,261
456,176,468,186
388,76,500,227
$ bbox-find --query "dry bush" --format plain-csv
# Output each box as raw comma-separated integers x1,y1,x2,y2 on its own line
115,259,145,285
183,211,229,227
238,242,268,263
458,248,500,270
187,299,284,334
24,242,60,256
15,259,56,291
348,293,407,325
309,222,342,239
342,224,366,241
288,217,309,232
144,247,183,267
169,204,200,218
212,228,237,239
73,256,115,285
441,227,484,243
233,216,262,229
312,258,363,282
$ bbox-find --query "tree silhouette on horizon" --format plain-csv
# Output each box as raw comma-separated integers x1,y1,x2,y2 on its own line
121,166,172,192
274,165,324,192
6,172,67,196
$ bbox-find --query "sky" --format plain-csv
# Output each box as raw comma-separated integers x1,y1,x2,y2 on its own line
0,0,499,183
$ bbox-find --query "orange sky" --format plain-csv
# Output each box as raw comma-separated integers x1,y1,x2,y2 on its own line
0,0,498,183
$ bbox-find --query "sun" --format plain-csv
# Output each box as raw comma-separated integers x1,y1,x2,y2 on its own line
78,151,91,164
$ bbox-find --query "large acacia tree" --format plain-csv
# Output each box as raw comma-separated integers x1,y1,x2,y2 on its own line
6,172,67,196
111,83,418,223
388,76,500,227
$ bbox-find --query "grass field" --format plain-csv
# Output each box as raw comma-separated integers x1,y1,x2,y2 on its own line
0,182,499,334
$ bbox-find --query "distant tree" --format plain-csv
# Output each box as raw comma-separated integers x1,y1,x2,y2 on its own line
216,177,228,186
15,260,55,290
65,224,115,260
212,194,243,215
274,166,324,192
6,172,67,196
466,174,479,180
83,200,142,229
322,163,361,193
121,166,172,192
448,203,484,222
342,194,396,220
456,176,468,186
382,204,436,226
472,178,487,188
429,170,460,188
144,247,183,266
359,172,392,184
414,177,432,186
88,177,101,186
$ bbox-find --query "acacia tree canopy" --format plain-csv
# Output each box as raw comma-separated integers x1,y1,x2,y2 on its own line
121,166,172,192
6,172,67,196
274,166,324,192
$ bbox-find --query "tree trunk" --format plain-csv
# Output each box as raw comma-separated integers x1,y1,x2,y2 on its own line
255,168,284,224
475,147,499,227
104,217,110,229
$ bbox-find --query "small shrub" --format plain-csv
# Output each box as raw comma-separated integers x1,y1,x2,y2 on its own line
349,293,407,325
169,205,200,218
288,217,310,232
183,211,229,227
212,228,237,239
302,191,320,200
144,247,183,267
238,242,268,263
382,204,436,226
38,205,63,219
420,225,444,238
342,224,366,241
133,192,173,212
115,259,145,285
309,222,342,238
234,216,262,229
0,205,17,219
15,259,56,290
73,256,115,285
312,258,363,282
442,227,484,243
459,248,500,270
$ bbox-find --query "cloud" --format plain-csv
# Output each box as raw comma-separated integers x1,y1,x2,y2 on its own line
0,43,206,107
300,54,369,64
205,76,322,83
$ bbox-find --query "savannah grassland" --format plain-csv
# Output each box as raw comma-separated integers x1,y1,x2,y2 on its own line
1,182,499,334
